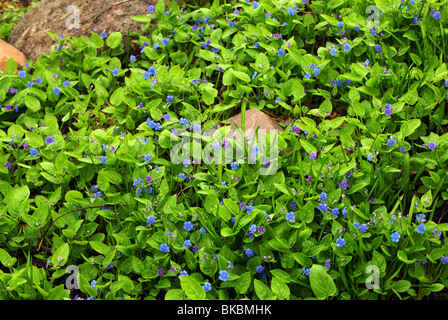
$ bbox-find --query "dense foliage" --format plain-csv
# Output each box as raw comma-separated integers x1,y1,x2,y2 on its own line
0,0,448,300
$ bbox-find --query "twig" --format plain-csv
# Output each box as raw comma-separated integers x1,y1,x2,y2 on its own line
37,203,130,252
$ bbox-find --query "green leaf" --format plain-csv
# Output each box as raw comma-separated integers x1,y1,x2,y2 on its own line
65,190,84,203
401,119,421,137
232,70,250,82
397,250,416,264
51,243,70,267
271,277,290,300
309,264,337,300
253,279,274,300
106,32,122,49
89,240,111,255
165,289,185,300
25,95,41,112
391,280,411,293
6,57,17,74
180,276,206,300
235,271,251,294
299,201,314,224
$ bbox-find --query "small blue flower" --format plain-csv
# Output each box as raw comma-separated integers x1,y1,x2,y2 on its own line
244,248,254,258
286,211,295,223
30,148,39,156
252,1,259,9
319,192,327,202
160,243,170,253
18,70,26,78
166,95,174,103
331,48,337,56
178,270,189,279
416,223,426,234
162,38,169,45
100,156,107,164
256,265,265,273
112,68,120,76
147,215,155,225
203,282,212,292
219,270,230,281
391,231,400,242
184,221,194,231
336,237,346,248
53,87,61,95
183,240,192,249
277,48,285,57
26,82,33,89
343,43,351,52
144,154,152,163
367,153,373,162
153,42,160,50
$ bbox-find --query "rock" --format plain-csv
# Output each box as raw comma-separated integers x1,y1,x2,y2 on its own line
226,108,284,141
0,39,28,72
8,0,160,61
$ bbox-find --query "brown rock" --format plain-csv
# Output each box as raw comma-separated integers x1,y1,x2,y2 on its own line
8,0,161,61
226,108,284,142
0,39,28,72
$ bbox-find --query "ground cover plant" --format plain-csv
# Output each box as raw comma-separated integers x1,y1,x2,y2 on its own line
0,0,448,300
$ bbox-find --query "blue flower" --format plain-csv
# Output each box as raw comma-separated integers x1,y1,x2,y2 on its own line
45,136,55,144
183,240,192,249
330,48,337,56
391,231,400,242
166,95,174,103
317,203,328,212
416,214,426,222
90,280,98,290
256,265,265,273
144,154,152,163
30,148,39,156
313,67,321,76
179,173,186,180
147,5,154,13
162,38,169,45
178,270,189,279
100,156,107,164
249,224,257,233
245,248,254,258
231,162,239,170
301,267,311,276
432,11,441,20
336,237,346,248
319,192,327,202
252,1,259,9
26,82,33,89
112,68,120,76
387,138,396,147
160,243,170,253
147,215,155,225
331,208,339,217
304,72,311,79
203,282,212,292
287,7,296,15
100,32,107,39
18,70,26,78
309,152,316,160
277,48,285,57
219,270,230,281
153,42,160,50
184,221,194,231
179,118,188,126
286,211,295,223
229,21,234,27
53,87,61,95
35,76,42,85
416,223,426,234
63,80,71,88
428,142,436,151
367,153,373,162
343,43,351,52
375,44,382,54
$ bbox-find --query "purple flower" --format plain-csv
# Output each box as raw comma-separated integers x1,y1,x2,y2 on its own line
309,152,316,160
157,269,165,275
428,141,436,151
